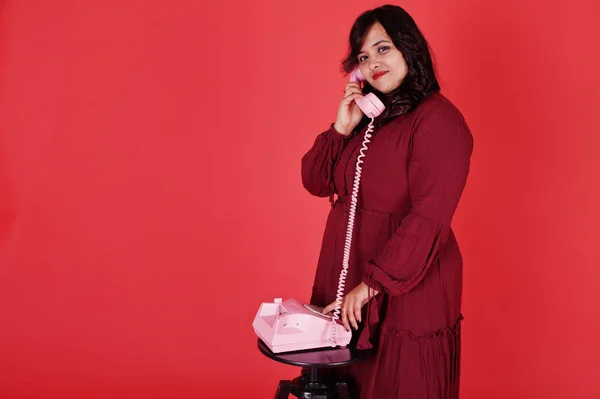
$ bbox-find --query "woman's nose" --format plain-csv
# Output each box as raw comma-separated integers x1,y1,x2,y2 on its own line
369,60,381,70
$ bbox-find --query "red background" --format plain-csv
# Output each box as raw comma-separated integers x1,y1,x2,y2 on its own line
1,1,599,398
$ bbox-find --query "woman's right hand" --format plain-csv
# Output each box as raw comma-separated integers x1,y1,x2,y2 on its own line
333,82,364,136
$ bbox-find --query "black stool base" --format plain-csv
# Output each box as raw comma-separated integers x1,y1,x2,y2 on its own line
257,338,371,399
274,371,351,399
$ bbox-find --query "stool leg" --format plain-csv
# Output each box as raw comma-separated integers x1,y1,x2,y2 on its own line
274,380,291,399
336,382,351,399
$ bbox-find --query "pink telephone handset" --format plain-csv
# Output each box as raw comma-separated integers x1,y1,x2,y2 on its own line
253,68,380,353
349,68,385,118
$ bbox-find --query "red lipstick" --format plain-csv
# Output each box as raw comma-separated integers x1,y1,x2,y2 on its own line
373,71,388,80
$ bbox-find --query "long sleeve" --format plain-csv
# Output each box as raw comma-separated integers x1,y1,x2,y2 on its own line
363,105,474,296
301,124,351,198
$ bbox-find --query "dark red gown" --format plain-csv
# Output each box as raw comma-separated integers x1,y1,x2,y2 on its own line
301,93,473,398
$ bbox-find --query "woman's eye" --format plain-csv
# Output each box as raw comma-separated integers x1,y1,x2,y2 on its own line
358,46,389,62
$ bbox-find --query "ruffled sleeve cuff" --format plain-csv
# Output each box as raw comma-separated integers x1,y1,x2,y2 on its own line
326,123,353,140
362,212,450,297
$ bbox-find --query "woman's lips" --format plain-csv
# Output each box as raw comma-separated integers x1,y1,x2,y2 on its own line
373,71,388,80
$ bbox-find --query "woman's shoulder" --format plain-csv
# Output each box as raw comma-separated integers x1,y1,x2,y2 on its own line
415,92,465,121
408,92,470,133
381,92,470,138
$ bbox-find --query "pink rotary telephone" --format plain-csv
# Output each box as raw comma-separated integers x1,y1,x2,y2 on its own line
253,68,384,353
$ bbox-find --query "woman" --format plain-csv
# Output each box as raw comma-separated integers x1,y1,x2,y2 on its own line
301,5,473,398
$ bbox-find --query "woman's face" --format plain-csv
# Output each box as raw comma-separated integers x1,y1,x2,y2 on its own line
357,22,408,94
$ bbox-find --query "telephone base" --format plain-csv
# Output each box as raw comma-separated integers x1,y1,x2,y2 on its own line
253,298,352,354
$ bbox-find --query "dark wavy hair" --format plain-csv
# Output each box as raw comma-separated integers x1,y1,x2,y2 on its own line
342,5,440,131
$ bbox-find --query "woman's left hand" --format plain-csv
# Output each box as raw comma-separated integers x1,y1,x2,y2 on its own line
322,282,380,331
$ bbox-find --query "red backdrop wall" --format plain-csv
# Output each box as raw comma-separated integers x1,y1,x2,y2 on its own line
1,1,599,398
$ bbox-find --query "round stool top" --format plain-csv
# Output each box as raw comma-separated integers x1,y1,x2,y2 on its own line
257,339,374,368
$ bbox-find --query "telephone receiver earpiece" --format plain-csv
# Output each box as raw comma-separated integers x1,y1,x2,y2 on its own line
349,68,385,118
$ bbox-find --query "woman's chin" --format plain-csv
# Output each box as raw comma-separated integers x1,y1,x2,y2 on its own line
373,83,395,95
